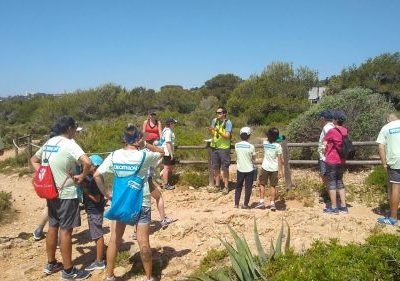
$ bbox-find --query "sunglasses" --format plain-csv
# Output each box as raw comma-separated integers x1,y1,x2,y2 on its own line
216,111,224,114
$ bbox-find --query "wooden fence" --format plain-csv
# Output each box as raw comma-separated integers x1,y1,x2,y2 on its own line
15,135,381,189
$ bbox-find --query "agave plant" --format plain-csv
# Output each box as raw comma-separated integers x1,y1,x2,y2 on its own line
185,218,291,281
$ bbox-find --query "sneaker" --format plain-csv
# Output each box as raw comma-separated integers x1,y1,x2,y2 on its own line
377,217,398,226
61,267,91,281
254,202,265,209
269,204,276,212
161,217,173,229
234,205,239,208
43,261,63,275
338,206,349,214
130,233,137,240
241,205,249,209
323,207,339,214
85,260,105,271
33,228,45,241
164,184,175,190
105,276,116,281
222,188,229,195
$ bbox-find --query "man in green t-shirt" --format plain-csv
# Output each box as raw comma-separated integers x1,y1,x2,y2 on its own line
31,116,92,280
376,113,400,226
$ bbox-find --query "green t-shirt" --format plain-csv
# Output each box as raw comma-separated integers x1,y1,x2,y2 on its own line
235,141,255,173
261,141,282,172
35,136,85,199
376,120,400,169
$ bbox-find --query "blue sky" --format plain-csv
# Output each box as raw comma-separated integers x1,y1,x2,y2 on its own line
0,0,399,96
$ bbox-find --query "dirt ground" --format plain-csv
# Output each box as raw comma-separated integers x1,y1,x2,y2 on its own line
0,168,398,281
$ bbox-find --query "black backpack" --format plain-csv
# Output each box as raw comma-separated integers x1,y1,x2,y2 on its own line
334,127,355,160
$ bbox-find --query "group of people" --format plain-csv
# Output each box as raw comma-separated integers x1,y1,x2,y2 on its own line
27,107,400,281
30,116,176,281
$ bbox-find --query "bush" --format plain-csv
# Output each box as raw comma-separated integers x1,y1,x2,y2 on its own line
0,150,30,171
366,165,388,188
180,171,209,188
262,233,400,281
0,191,12,222
190,249,229,277
287,88,395,160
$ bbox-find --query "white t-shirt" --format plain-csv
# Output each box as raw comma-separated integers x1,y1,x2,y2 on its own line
261,141,282,172
376,119,400,169
35,136,85,199
161,127,175,156
318,122,335,161
96,149,161,208
235,141,255,173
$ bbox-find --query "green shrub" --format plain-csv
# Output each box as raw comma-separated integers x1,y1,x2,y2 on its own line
190,249,229,277
0,151,30,171
0,191,12,222
287,88,395,160
180,171,209,188
116,250,131,267
366,165,388,188
263,233,400,281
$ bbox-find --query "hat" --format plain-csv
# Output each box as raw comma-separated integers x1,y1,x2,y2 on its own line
333,111,347,122
76,126,83,132
318,110,333,120
165,118,178,125
276,134,286,142
89,154,103,167
123,125,142,144
148,110,157,115
240,127,251,135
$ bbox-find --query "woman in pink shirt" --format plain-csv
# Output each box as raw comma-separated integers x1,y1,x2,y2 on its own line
322,111,349,214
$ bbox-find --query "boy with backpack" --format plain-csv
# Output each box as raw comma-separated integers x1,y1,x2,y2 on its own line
80,154,109,271
322,111,350,214
256,128,284,211
234,127,256,209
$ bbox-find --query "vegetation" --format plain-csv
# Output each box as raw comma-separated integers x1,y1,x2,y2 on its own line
0,191,12,222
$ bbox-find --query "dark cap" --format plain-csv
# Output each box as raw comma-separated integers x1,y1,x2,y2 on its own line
318,110,333,120
148,109,157,115
165,118,178,125
333,111,347,123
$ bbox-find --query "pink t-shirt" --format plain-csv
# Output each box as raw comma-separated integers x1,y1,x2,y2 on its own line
324,126,348,164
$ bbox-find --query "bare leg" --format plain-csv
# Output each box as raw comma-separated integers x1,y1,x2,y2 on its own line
37,206,48,230
390,183,400,220
95,236,105,262
270,186,277,203
213,169,221,187
151,188,165,220
46,226,58,262
137,223,152,280
222,169,229,189
59,228,73,269
162,165,173,186
259,185,265,203
328,189,337,209
106,221,126,278
338,188,346,207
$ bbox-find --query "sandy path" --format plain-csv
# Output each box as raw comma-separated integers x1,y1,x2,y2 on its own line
0,170,397,281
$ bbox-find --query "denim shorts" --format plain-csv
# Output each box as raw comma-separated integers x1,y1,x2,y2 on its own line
137,206,151,225
319,160,328,176
388,168,400,183
326,163,345,190
87,213,104,240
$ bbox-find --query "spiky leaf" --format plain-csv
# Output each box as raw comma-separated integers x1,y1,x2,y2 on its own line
254,218,267,262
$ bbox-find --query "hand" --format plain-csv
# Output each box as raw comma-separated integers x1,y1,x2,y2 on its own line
73,174,85,184
208,127,215,133
106,192,112,201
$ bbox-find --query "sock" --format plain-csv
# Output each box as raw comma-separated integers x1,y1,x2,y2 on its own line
259,199,264,203
36,224,44,232
64,267,73,274
48,260,57,265
270,201,275,205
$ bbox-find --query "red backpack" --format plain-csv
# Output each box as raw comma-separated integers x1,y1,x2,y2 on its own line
33,139,69,199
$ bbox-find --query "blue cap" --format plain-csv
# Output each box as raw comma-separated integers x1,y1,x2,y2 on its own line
333,111,347,122
318,110,333,120
89,154,103,167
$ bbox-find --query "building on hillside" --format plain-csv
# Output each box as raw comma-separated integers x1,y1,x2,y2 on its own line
308,87,326,103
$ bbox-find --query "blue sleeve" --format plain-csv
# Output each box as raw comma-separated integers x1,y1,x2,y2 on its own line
225,120,233,133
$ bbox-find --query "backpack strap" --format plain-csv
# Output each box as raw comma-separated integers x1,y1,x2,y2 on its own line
133,151,146,176
43,138,63,162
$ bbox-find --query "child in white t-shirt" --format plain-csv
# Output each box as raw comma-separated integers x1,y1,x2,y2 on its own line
256,127,284,211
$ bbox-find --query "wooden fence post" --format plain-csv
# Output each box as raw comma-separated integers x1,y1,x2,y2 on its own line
27,135,33,157
281,139,293,190
207,141,214,187
14,134,19,157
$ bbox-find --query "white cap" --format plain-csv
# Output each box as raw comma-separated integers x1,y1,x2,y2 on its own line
240,127,251,135
76,127,83,132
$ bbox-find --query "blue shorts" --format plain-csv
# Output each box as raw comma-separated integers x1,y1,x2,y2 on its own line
137,207,151,225
326,163,345,190
319,160,328,176
388,168,400,184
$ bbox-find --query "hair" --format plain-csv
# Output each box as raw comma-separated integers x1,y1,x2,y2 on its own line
217,106,227,114
266,127,279,143
54,116,77,134
123,124,143,145
240,133,250,141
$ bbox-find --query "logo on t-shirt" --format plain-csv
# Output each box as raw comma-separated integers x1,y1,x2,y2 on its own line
43,145,60,153
113,164,139,172
389,127,400,134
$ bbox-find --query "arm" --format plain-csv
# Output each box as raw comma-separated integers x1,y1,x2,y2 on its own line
158,120,163,137
93,171,111,200
378,144,387,169
166,141,174,159
30,155,41,172
73,155,91,184
142,120,147,134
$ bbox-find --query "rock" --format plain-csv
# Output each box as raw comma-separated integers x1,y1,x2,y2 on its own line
164,269,181,277
114,266,126,277
0,241,12,250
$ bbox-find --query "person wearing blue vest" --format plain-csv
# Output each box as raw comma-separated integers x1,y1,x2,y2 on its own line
93,125,164,281
208,106,233,194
